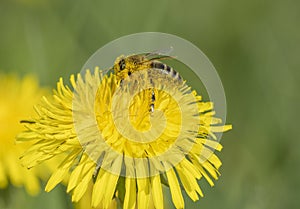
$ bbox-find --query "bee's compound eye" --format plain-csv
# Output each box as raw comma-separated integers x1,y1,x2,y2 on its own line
119,59,126,71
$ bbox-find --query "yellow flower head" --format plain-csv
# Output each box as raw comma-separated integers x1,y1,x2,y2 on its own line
0,74,54,195
17,67,231,209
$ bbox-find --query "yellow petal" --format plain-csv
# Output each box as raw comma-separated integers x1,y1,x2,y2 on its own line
124,178,136,209
92,169,106,207
166,168,184,209
137,178,150,209
103,173,119,209
202,161,219,180
151,175,164,209
198,102,213,112
180,158,201,179
45,150,79,192
67,154,92,193
192,159,214,187
72,166,94,202
210,125,232,133
176,163,203,201
45,166,69,192
92,156,120,208
208,154,222,169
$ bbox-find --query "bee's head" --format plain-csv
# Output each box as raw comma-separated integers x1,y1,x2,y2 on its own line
113,55,144,80
113,55,126,73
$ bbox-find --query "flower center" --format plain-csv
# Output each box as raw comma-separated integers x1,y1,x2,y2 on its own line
94,73,182,158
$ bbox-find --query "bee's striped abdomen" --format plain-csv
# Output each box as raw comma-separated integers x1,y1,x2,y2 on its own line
150,62,182,81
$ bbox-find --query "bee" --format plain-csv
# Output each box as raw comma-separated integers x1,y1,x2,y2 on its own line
112,52,182,113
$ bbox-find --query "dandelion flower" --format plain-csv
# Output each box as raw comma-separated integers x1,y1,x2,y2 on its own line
17,67,231,208
0,74,54,195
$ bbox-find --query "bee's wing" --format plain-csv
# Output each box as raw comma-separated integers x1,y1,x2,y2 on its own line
144,46,174,60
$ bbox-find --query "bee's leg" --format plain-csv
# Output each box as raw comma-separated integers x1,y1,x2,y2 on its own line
119,79,124,90
149,89,155,113
149,78,155,113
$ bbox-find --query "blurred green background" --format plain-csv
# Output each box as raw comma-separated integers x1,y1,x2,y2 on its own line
0,0,299,208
